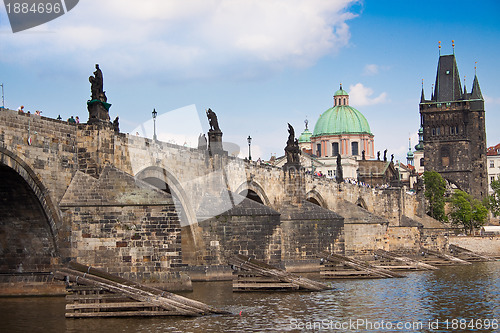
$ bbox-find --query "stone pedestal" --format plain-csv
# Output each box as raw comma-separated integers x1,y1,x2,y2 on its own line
208,130,226,155
87,100,111,124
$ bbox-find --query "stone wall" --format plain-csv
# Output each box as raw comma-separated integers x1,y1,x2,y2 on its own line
0,110,77,202
280,201,344,270
197,195,281,265
449,236,500,256
59,166,184,282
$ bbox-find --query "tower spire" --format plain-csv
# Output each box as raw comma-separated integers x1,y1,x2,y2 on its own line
420,79,425,103
438,41,441,56
463,75,467,94
471,73,483,100
452,39,455,54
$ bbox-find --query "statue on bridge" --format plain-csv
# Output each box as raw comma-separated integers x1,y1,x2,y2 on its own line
336,154,344,184
283,123,300,171
206,108,225,155
206,108,220,132
89,64,106,102
87,64,111,124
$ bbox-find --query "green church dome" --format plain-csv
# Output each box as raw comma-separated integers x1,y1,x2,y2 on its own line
312,105,372,137
298,129,312,143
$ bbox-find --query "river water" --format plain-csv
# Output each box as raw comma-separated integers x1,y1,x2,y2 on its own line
1,262,499,332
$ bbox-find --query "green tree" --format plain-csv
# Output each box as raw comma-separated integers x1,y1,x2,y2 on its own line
486,176,500,217
449,190,488,234
423,170,447,222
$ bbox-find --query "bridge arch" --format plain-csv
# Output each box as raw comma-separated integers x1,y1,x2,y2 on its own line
135,166,197,227
235,180,271,207
135,166,207,265
306,190,328,208
0,147,60,271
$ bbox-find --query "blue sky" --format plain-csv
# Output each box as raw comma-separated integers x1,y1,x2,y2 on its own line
1,0,499,162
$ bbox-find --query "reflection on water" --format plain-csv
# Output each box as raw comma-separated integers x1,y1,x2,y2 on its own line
1,262,499,332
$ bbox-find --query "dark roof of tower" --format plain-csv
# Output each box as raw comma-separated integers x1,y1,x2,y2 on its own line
471,74,483,100
433,54,463,102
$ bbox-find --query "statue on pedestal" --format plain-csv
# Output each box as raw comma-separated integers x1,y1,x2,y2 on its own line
336,154,344,184
284,123,300,170
87,64,111,124
206,108,224,154
206,108,220,132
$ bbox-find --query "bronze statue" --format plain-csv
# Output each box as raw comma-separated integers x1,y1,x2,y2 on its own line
89,64,105,101
383,149,388,162
336,154,344,183
391,154,394,163
113,116,119,132
362,150,366,160
206,108,220,132
377,151,380,160
287,123,295,146
284,123,300,167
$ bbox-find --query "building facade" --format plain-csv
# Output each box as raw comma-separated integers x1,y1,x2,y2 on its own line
419,53,487,199
487,144,500,195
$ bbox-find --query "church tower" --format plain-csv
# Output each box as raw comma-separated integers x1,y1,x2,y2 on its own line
419,51,487,199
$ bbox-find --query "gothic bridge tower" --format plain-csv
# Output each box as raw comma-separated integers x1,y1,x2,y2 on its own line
419,52,487,199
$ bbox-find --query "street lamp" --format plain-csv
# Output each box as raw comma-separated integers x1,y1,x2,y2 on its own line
152,108,157,141
247,135,252,161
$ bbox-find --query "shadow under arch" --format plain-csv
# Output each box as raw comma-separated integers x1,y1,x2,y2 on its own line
135,166,205,265
135,166,197,227
235,180,271,207
0,147,61,270
306,190,328,208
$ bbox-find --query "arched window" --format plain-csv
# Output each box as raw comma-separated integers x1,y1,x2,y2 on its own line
351,142,359,156
332,142,339,156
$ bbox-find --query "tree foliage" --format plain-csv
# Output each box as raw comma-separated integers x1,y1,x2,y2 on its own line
449,190,488,234
486,176,500,217
423,171,447,222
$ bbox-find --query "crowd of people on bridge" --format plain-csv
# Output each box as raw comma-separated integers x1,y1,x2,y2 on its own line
16,105,80,124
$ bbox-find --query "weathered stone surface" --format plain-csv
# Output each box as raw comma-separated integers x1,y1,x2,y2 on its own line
59,165,183,282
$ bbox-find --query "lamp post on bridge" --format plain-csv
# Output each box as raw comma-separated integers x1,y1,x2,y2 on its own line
152,108,157,141
247,135,252,161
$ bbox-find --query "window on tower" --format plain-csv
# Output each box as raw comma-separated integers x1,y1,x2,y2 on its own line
351,142,359,156
332,142,339,156
316,144,321,157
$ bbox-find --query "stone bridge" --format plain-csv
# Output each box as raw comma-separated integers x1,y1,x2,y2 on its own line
0,109,439,281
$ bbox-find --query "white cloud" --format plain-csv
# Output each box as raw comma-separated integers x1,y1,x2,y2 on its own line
1,0,359,82
363,64,379,76
484,95,500,105
348,83,388,106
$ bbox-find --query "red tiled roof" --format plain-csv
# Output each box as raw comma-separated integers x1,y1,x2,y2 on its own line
487,143,500,156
